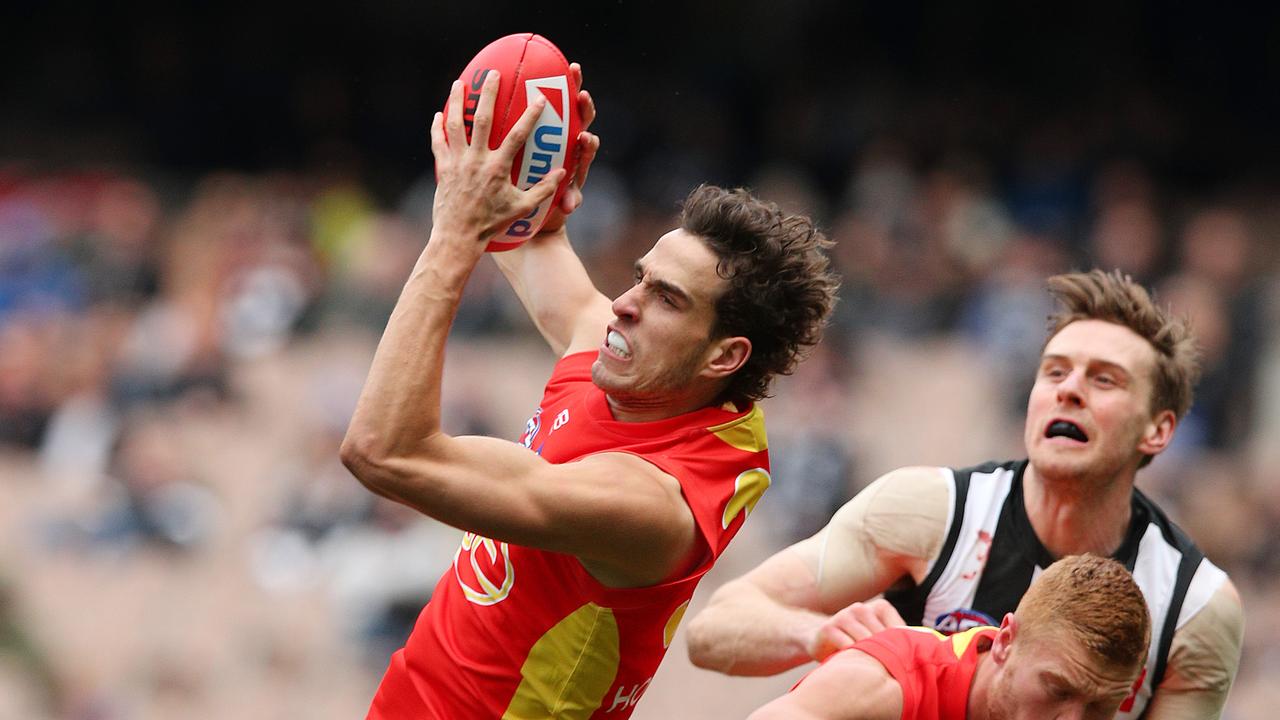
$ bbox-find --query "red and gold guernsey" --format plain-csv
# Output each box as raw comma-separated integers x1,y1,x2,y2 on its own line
799,626,997,720
368,351,771,719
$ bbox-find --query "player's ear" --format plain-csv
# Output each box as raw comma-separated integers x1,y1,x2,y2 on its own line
702,336,750,380
991,613,1017,664
1137,408,1176,456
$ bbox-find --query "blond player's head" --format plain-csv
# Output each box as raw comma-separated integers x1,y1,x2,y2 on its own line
1025,270,1202,480
983,555,1150,720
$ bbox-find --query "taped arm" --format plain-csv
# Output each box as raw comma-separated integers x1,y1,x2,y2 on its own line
1143,579,1244,720
685,467,950,675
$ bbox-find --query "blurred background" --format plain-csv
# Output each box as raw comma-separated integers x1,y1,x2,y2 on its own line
2,2,1278,718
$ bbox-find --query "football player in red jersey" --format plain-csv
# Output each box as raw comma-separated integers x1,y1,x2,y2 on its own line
341,65,838,718
750,555,1151,720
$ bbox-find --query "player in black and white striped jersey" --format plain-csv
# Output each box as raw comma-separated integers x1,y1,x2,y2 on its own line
687,270,1243,720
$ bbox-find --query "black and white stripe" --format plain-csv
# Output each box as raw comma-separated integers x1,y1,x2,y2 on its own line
884,460,1227,719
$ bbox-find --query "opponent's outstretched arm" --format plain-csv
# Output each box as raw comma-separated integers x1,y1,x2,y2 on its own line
686,468,949,675
341,71,697,589
491,63,614,358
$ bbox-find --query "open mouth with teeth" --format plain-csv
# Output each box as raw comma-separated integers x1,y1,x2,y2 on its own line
605,329,632,359
1045,420,1088,443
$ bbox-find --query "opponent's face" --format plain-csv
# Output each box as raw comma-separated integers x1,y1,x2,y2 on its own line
592,229,741,408
986,628,1138,720
1024,319,1174,483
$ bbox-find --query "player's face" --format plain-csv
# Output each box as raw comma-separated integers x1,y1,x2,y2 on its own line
986,629,1138,720
1024,319,1166,483
592,229,731,405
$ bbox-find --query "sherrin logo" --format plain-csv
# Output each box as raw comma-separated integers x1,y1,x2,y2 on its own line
504,75,570,239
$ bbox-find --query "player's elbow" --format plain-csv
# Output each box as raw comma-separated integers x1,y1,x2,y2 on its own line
339,430,389,492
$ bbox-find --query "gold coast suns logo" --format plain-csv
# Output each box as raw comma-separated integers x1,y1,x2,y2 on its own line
454,532,514,606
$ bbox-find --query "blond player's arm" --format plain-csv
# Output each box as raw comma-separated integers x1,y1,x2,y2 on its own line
746,649,903,720
685,467,951,676
1142,579,1244,720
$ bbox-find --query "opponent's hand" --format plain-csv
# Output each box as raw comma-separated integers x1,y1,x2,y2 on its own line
807,599,907,661
539,62,600,233
429,70,566,245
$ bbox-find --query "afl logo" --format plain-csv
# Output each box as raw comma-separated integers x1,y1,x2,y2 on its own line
454,532,515,606
520,408,543,449
933,607,997,635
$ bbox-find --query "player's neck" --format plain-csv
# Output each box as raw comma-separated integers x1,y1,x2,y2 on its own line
604,389,710,423
966,651,995,720
1023,463,1133,558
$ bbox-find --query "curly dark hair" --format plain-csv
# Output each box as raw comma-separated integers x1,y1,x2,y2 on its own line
680,185,839,403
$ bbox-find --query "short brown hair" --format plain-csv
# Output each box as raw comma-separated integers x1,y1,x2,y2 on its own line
1016,554,1150,674
1046,269,1201,419
680,185,839,403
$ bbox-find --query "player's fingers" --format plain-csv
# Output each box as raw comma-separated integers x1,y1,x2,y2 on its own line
444,80,467,151
429,112,448,164
519,168,565,213
570,62,583,94
574,131,599,190
811,625,857,661
499,96,546,160
869,599,907,628
579,89,596,130
469,70,500,153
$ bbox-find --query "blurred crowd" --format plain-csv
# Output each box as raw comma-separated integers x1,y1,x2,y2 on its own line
1,144,1278,719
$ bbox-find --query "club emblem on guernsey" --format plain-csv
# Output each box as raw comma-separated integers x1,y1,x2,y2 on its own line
454,532,514,605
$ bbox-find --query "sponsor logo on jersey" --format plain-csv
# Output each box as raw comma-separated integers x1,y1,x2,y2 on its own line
932,607,997,635
504,75,570,240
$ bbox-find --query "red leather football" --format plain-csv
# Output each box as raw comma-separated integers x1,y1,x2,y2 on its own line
444,33,581,251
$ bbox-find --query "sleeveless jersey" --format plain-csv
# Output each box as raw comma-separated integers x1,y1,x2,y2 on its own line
884,460,1229,719
798,626,995,720
367,351,771,719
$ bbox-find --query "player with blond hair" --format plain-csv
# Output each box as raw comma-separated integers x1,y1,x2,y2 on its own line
689,270,1243,719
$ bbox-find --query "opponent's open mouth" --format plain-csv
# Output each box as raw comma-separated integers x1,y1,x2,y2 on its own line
1045,420,1088,443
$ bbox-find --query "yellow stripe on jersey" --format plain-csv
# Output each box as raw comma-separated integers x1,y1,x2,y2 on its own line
722,468,771,529
663,600,690,649
708,404,768,452
948,625,998,659
503,603,621,719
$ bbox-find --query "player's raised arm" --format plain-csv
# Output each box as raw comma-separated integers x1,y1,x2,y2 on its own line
492,62,614,357
1142,579,1244,720
686,467,949,675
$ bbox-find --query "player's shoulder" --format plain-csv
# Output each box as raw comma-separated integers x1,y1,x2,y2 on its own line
794,647,905,720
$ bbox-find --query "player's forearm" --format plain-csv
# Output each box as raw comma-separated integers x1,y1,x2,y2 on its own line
491,229,607,355
686,581,825,675
342,236,478,479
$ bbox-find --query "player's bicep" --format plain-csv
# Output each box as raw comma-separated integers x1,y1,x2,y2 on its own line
812,467,950,608
1146,579,1244,719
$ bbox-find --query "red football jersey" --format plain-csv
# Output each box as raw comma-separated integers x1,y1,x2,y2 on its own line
799,626,996,720
368,351,771,719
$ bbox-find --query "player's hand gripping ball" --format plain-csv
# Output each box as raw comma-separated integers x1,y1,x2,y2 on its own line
443,33,581,252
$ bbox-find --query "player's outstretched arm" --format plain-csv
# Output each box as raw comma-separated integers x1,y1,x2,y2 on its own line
686,467,949,675
491,63,613,357
746,649,903,720
1142,579,1244,720
343,71,697,589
